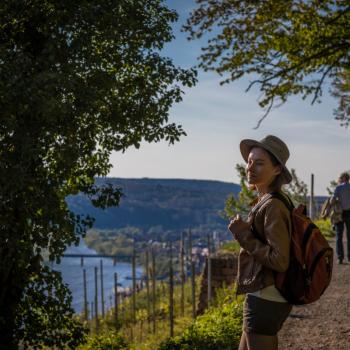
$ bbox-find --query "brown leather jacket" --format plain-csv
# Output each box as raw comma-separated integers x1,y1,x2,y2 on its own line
234,195,292,295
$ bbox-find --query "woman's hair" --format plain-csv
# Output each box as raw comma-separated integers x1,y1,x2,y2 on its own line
265,149,284,192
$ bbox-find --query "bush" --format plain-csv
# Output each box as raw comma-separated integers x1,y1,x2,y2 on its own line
314,218,335,239
77,331,129,350
219,241,240,253
158,296,243,350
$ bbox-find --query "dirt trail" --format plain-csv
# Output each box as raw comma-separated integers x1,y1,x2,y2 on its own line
279,239,350,350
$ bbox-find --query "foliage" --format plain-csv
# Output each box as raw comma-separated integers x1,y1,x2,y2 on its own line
314,218,335,239
16,267,88,349
83,229,173,276
0,1,196,348
284,169,308,207
77,331,129,350
158,290,243,350
223,164,255,220
68,178,240,231
89,275,202,350
327,180,339,196
185,0,350,126
332,69,350,127
85,228,136,258
219,241,240,253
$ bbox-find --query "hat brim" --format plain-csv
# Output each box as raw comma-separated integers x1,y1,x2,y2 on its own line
240,139,292,185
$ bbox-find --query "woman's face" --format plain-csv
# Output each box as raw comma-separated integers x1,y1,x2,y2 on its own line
246,147,281,188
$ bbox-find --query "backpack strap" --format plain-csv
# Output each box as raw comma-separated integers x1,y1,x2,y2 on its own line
250,193,274,243
269,192,295,212
250,192,294,243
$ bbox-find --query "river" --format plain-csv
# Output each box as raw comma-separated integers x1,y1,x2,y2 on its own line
52,240,143,314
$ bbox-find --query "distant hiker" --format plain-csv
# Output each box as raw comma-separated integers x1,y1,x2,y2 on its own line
331,172,350,264
228,135,293,350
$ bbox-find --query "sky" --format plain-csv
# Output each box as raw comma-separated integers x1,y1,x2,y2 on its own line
109,0,350,196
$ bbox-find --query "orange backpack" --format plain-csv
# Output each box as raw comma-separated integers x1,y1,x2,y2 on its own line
252,192,334,305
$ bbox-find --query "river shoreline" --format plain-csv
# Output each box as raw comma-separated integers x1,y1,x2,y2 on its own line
53,240,143,314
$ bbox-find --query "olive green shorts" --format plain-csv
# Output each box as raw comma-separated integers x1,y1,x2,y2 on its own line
243,294,292,336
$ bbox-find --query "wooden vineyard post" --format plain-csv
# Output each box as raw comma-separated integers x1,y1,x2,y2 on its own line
151,247,156,334
91,301,94,320
132,240,136,326
94,266,99,332
207,234,212,307
114,272,119,329
191,261,196,318
169,241,174,337
189,229,196,318
100,259,105,318
188,228,192,271
121,294,126,330
83,269,88,321
180,231,185,316
310,173,315,219
145,250,151,330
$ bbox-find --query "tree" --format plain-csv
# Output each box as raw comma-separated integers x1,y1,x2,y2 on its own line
185,0,350,127
223,164,256,220
224,164,308,219
285,169,308,207
0,1,196,348
332,70,350,127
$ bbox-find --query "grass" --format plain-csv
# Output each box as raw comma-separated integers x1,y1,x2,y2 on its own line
219,240,240,253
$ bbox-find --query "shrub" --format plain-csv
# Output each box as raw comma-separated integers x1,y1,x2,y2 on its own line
219,241,240,253
77,331,129,350
314,218,335,239
159,296,243,350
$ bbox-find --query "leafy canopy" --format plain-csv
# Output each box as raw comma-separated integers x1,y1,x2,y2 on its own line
185,0,350,126
0,0,196,348
332,70,350,127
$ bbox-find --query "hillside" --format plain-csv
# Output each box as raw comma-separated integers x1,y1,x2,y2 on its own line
67,178,241,233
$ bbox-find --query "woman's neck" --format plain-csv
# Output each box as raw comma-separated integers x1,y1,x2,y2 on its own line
255,185,269,198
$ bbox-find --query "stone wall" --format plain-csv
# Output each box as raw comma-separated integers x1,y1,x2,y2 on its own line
196,251,238,315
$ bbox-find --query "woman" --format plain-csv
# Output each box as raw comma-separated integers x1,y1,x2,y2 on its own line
228,135,293,350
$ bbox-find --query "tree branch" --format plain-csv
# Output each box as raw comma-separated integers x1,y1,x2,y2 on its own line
253,97,274,129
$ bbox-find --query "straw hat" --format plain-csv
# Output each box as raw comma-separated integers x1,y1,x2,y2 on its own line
240,135,292,185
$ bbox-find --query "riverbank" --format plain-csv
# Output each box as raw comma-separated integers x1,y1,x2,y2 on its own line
53,240,143,313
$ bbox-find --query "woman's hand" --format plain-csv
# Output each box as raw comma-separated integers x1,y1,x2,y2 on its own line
228,214,252,239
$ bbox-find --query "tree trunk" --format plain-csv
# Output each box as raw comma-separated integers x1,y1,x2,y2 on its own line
0,270,23,350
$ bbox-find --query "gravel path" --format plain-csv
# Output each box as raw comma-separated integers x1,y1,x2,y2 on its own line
279,239,350,350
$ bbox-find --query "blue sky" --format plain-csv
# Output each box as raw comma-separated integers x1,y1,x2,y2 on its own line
109,0,350,196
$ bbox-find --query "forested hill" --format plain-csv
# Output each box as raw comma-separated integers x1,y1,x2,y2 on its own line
67,178,240,232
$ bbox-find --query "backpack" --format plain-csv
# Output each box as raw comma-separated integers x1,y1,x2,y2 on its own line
320,197,342,225
251,192,334,305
